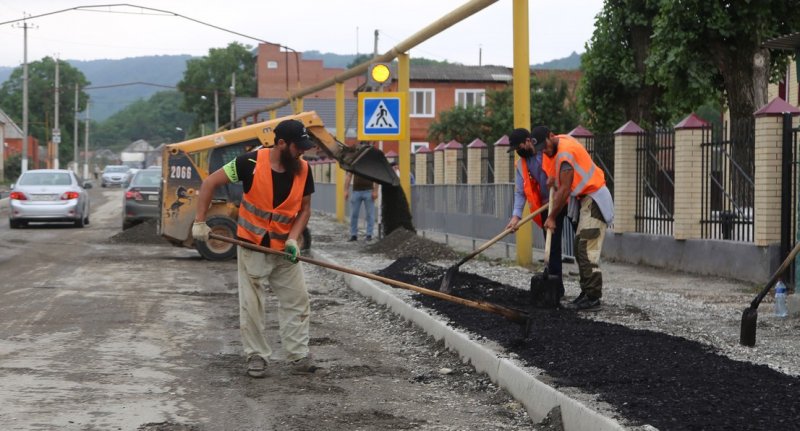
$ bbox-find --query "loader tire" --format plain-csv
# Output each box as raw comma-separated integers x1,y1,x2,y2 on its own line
196,215,237,261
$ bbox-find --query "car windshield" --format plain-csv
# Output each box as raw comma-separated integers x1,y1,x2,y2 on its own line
18,172,72,186
104,166,129,173
132,170,161,187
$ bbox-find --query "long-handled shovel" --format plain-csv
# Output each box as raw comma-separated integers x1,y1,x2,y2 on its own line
209,233,531,331
740,240,800,346
438,202,550,294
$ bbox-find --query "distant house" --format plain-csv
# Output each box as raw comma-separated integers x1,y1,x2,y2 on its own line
0,108,40,167
763,33,799,107
121,139,154,168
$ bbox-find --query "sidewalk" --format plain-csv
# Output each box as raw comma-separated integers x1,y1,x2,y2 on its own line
308,210,800,429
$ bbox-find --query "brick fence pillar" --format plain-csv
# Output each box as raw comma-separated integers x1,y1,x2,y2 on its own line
444,140,462,184
467,138,487,184
613,121,644,233
673,113,708,240
493,135,511,183
568,125,593,147
415,146,430,185
433,143,445,184
754,98,800,246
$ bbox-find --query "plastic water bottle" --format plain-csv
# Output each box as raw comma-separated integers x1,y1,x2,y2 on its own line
774,280,788,318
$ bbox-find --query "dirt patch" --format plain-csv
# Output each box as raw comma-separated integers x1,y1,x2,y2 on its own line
365,228,460,261
107,219,170,245
137,422,199,431
376,257,800,431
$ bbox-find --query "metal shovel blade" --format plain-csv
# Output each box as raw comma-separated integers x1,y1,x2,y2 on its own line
739,307,758,347
439,264,459,294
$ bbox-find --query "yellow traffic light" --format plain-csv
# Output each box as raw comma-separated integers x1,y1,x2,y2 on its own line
370,63,391,84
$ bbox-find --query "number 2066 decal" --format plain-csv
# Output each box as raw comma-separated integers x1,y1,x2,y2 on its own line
170,166,192,179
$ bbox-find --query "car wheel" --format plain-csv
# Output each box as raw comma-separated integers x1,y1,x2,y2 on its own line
9,218,19,229
195,215,237,261
101,182,106,188
74,215,85,228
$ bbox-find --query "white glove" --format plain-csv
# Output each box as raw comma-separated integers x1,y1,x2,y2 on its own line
192,221,211,242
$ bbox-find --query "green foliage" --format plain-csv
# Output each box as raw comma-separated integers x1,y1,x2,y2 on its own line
427,106,486,143
178,42,257,129
92,91,195,151
5,154,21,181
0,57,90,164
347,54,373,69
531,74,579,133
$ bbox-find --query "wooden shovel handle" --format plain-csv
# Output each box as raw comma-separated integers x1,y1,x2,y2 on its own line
209,233,529,325
455,202,550,267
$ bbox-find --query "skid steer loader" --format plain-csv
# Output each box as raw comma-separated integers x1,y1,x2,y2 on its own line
159,111,398,260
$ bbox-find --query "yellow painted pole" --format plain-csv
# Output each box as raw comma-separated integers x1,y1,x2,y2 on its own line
397,53,411,209
293,97,304,114
269,110,277,120
513,0,532,267
335,82,347,223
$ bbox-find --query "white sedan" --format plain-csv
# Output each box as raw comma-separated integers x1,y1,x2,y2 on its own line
8,169,92,228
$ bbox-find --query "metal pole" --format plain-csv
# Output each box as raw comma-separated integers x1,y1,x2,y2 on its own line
21,21,29,173
83,103,89,179
73,83,78,173
54,57,59,169
214,89,219,130
781,113,793,265
230,72,236,127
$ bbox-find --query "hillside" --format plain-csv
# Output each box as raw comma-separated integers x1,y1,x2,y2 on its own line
532,52,582,70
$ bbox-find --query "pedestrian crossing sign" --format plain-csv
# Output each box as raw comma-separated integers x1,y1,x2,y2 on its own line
357,92,407,141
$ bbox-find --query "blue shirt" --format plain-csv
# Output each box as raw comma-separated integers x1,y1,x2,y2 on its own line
512,152,549,218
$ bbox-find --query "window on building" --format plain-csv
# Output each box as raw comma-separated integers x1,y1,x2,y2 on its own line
410,89,435,117
266,60,278,69
455,89,486,108
412,142,429,153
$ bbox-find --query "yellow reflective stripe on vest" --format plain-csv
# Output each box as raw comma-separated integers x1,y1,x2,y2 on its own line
555,152,596,197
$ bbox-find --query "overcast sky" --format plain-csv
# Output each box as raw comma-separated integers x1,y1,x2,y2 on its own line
0,0,604,68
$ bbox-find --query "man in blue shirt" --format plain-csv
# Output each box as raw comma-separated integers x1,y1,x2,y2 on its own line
505,128,567,282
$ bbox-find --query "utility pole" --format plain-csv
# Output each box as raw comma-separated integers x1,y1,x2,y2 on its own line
479,45,482,66
83,103,89,179
373,29,379,57
20,20,31,173
214,89,219,130
229,72,236,128
73,83,78,173
53,57,60,169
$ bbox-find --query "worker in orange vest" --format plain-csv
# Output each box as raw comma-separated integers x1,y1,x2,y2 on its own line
191,119,321,377
538,126,614,311
505,128,566,298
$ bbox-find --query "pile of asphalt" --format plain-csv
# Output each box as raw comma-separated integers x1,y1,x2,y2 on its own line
365,228,460,262
376,257,800,430
107,219,170,245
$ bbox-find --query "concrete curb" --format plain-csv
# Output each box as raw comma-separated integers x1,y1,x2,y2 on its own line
311,249,626,431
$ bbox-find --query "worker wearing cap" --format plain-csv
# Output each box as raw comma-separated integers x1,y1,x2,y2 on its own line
537,126,614,311
505,128,566,294
191,119,320,377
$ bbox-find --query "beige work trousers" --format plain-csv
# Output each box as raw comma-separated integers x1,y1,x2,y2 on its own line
574,196,607,299
237,245,310,362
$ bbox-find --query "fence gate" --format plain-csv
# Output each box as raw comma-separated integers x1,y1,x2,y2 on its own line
585,133,615,197
635,129,675,235
700,120,755,242
784,114,799,285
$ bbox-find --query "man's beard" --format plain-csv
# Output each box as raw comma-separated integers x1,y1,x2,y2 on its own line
516,148,534,159
279,146,301,176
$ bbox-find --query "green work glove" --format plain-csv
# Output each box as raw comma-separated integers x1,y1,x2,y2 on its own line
284,239,299,264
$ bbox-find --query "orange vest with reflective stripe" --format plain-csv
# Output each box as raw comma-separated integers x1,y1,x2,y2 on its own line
518,158,544,227
237,148,308,250
542,135,605,197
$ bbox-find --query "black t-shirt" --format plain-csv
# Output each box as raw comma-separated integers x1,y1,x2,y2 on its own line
229,150,314,206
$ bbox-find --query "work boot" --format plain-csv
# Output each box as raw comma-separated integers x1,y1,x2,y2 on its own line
566,295,601,311
348,236,357,242
290,356,322,375
570,292,586,305
247,355,268,378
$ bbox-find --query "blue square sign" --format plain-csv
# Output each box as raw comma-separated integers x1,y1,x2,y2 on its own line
357,92,407,141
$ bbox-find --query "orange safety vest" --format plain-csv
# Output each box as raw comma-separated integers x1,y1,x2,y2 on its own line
519,158,544,228
542,135,605,197
237,148,309,250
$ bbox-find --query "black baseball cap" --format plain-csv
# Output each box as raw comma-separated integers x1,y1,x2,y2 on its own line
530,126,551,151
507,128,531,153
274,119,315,151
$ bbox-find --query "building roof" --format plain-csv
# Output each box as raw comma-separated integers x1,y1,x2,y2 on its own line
235,97,359,138
123,139,153,152
0,108,24,139
763,32,800,50
390,64,513,82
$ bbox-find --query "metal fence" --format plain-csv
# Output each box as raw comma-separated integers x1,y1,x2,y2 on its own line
784,114,799,284
635,129,675,236
700,119,755,242
585,133,615,197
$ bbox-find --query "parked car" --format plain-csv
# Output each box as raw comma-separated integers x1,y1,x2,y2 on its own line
123,167,162,230
8,169,92,228
101,165,131,187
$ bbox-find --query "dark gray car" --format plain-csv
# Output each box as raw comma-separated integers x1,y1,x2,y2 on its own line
123,168,162,230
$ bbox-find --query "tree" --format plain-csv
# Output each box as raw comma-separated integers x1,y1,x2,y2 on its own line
178,42,257,129
0,57,90,163
92,91,195,151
